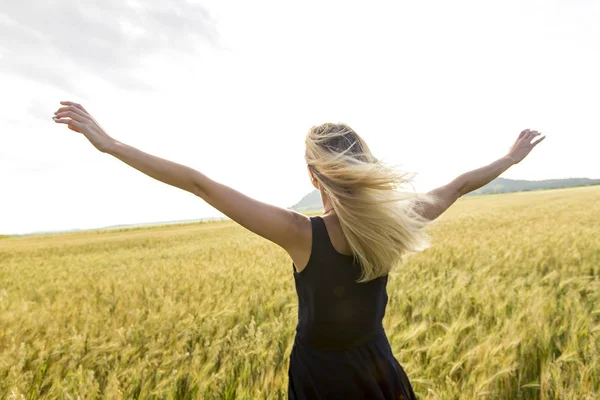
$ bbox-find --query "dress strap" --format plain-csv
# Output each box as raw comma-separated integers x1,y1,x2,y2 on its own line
293,216,326,274
309,215,329,247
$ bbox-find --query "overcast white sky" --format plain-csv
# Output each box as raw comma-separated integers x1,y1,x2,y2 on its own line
1,0,598,235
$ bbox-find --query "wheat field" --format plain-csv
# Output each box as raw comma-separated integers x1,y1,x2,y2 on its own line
1,186,599,399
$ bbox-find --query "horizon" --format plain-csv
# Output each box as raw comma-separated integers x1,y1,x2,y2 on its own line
2,0,599,235
3,177,599,237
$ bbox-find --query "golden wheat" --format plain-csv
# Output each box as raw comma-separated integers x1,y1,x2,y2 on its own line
1,186,599,399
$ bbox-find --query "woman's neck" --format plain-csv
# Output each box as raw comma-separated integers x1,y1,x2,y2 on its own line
321,192,334,215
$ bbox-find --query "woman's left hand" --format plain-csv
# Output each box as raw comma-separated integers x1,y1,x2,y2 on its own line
53,101,116,153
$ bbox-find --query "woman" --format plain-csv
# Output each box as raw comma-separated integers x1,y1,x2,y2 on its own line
53,101,544,399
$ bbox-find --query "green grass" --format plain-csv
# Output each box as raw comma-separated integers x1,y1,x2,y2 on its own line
0,186,598,399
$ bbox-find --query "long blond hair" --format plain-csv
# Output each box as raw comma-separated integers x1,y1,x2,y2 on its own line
305,123,435,283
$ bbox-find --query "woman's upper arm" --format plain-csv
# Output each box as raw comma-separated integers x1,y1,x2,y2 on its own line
192,172,311,252
417,182,462,221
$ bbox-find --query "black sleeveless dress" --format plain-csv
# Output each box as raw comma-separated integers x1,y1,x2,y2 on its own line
288,216,417,400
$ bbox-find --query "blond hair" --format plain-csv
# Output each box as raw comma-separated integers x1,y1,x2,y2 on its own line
305,123,435,282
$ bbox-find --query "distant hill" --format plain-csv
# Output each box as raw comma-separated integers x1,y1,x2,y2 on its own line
289,190,323,212
465,177,600,196
290,178,600,211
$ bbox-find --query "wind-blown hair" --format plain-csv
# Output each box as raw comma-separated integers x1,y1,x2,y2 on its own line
305,123,435,283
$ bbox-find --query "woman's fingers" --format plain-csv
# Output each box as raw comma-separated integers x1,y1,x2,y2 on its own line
524,131,543,147
532,135,546,146
529,132,541,144
53,117,77,124
518,129,530,139
54,105,90,120
60,101,88,113
54,106,87,116
526,130,540,143
53,101,93,133
53,111,87,123
517,129,544,148
53,117,83,131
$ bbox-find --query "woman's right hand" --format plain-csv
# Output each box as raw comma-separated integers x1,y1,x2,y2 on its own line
507,129,545,164
53,101,116,153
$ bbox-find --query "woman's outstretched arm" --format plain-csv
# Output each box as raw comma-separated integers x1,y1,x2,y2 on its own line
52,101,308,252
417,129,546,221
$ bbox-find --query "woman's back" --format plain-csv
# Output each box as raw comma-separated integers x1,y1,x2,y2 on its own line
288,215,416,400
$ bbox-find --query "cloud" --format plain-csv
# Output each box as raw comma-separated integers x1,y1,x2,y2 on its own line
0,0,218,91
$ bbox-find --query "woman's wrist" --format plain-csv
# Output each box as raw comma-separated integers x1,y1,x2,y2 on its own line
102,138,120,154
503,154,517,166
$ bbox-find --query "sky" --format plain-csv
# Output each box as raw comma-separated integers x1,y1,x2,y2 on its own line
1,0,599,235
